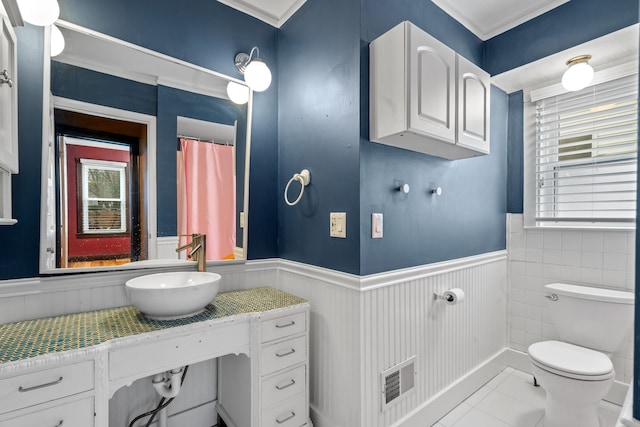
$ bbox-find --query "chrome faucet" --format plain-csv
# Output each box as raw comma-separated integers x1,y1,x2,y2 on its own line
176,233,207,272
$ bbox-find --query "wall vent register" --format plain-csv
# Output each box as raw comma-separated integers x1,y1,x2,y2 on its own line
380,356,416,410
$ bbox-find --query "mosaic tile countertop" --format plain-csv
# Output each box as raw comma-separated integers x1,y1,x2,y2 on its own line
0,287,307,364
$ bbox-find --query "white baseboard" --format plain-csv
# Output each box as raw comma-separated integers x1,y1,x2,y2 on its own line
310,403,335,427
503,348,629,406
394,349,509,427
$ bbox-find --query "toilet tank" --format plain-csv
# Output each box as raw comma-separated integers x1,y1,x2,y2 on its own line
544,283,634,353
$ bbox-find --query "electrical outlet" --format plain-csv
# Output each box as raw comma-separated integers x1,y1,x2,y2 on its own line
330,212,346,238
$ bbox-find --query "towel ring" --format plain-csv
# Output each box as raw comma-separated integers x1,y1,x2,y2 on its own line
285,169,311,206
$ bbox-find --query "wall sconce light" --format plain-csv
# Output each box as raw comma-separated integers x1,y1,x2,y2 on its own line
234,47,272,92
226,81,249,105
561,55,594,92
50,24,65,57
17,0,60,26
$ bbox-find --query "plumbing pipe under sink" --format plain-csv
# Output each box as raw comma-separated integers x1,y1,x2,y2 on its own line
151,367,185,427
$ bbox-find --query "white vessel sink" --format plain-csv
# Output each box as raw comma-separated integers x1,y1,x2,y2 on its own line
126,271,221,320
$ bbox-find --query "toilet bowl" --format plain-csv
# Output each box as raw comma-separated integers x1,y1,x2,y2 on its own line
529,340,614,427
527,283,634,427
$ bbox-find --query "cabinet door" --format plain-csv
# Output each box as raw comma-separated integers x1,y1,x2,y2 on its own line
456,55,490,154
0,14,16,173
408,23,456,143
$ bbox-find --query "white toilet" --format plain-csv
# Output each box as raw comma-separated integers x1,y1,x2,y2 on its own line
528,283,634,427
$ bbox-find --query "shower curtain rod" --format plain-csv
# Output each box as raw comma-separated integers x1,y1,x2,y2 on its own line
177,135,234,146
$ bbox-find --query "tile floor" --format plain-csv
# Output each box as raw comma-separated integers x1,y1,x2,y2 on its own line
432,367,622,427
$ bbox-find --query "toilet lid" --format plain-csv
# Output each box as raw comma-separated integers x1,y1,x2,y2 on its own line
528,341,613,376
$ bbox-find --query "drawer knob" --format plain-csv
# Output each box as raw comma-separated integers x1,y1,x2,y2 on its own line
18,376,63,393
275,321,296,329
276,411,296,424
53,421,64,427
275,348,296,358
275,379,296,390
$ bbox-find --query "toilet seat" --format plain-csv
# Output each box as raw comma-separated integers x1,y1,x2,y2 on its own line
529,340,614,381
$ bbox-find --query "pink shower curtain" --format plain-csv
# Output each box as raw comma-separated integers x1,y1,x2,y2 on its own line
177,138,236,260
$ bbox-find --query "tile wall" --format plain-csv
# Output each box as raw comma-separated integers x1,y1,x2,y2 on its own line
507,214,635,383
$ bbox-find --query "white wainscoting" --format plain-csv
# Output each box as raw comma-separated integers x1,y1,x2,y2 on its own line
0,252,507,427
272,251,508,427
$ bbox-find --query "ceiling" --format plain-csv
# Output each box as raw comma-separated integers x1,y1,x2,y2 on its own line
431,0,570,40
491,24,639,98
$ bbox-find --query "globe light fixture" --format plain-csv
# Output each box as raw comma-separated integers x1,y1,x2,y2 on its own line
226,81,250,105
17,0,60,26
234,47,272,92
50,24,65,57
561,55,594,92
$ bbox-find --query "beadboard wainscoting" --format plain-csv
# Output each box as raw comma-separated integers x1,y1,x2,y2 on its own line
507,214,635,384
0,252,507,427
274,251,508,427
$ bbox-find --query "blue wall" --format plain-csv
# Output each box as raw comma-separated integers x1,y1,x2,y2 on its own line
0,0,278,279
484,0,639,75
276,0,509,275
507,91,524,214
359,87,508,274
277,0,362,274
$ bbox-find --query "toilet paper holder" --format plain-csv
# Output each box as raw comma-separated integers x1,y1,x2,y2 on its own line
434,288,465,305
434,292,455,303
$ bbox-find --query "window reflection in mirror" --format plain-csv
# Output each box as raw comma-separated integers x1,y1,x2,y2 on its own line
54,110,146,269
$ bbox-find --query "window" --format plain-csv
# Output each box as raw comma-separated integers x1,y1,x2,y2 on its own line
533,74,638,228
79,159,128,234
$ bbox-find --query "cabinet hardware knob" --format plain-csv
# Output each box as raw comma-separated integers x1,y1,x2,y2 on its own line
18,376,63,392
275,348,296,358
276,411,296,424
0,70,13,87
275,379,296,390
275,321,295,329
53,421,64,427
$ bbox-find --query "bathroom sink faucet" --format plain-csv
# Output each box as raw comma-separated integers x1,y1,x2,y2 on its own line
176,233,207,272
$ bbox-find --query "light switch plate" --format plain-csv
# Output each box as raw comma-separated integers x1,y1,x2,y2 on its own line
372,213,383,238
330,212,346,238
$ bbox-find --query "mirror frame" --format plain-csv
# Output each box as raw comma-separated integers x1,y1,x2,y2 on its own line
38,22,253,274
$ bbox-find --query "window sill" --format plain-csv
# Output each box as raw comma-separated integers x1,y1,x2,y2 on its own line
523,225,635,232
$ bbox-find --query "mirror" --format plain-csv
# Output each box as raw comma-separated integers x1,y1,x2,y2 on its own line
39,21,252,273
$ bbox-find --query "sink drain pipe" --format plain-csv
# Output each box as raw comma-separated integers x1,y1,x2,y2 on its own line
128,365,189,427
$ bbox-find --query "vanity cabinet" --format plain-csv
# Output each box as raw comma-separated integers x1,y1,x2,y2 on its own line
0,13,17,225
0,361,95,426
369,21,490,160
218,309,310,427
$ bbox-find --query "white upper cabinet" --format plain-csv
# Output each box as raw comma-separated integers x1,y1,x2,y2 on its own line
0,14,17,174
0,13,17,226
370,21,490,160
457,54,490,154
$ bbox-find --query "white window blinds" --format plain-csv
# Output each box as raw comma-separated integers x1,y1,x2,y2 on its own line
535,74,638,227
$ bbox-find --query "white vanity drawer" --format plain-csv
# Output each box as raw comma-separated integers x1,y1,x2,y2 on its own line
0,361,94,415
261,336,306,376
261,394,306,427
0,396,94,427
261,365,306,409
261,312,306,343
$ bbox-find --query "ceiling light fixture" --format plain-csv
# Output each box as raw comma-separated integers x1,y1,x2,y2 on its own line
234,47,272,92
561,55,594,92
17,0,60,26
